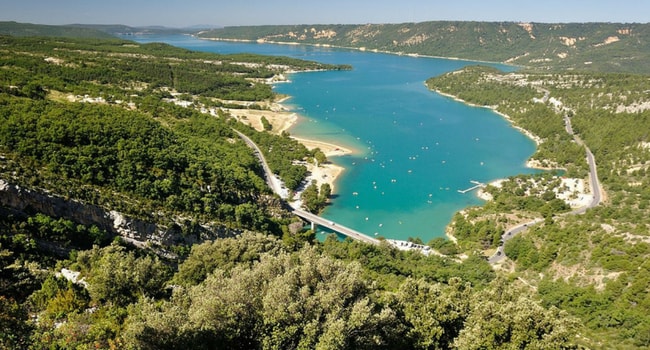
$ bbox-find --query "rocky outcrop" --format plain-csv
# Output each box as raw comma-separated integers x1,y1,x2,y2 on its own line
0,179,240,246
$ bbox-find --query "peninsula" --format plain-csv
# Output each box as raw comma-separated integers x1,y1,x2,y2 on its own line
222,95,352,196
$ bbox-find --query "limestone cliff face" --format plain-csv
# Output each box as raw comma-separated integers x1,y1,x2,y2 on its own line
0,179,239,246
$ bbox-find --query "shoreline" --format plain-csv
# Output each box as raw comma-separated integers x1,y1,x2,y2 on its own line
204,36,526,202
226,96,353,195
431,89,568,172
429,89,593,207
476,176,594,209
197,35,521,68
431,88,543,146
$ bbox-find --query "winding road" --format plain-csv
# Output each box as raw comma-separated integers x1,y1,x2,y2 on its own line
234,129,380,244
234,130,288,199
488,103,603,264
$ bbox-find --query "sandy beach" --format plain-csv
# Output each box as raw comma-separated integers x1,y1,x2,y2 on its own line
226,98,352,195
291,137,352,157
290,137,352,195
224,97,297,134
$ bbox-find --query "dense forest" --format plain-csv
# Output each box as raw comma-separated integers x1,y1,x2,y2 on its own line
1,21,649,348
0,35,350,235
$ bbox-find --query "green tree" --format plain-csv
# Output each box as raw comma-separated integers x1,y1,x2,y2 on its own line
173,232,285,286
124,245,399,349
395,277,471,349
21,81,46,99
0,296,33,349
260,116,272,131
313,148,327,165
77,244,171,306
454,278,579,349
319,183,332,201
301,180,328,213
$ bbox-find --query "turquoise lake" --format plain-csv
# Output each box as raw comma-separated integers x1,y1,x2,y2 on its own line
128,35,537,242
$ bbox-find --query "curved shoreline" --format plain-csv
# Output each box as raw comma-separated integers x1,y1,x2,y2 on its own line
197,35,521,68
431,88,543,146
209,36,523,201
433,90,599,214
428,88,590,204
227,96,353,195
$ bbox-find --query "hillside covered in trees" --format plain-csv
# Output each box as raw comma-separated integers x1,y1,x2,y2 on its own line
0,35,352,235
200,21,650,74
0,34,582,348
426,66,650,348
1,20,650,348
0,21,117,39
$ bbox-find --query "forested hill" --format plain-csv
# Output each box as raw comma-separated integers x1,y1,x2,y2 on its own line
0,35,585,349
0,21,205,38
0,35,348,244
199,21,650,74
0,21,116,39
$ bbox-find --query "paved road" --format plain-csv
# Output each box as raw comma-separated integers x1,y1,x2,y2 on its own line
489,109,603,264
235,129,380,244
234,130,287,198
488,218,543,264
563,113,602,211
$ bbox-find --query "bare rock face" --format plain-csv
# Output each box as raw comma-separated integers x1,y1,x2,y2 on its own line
0,179,154,240
0,179,238,246
288,221,305,235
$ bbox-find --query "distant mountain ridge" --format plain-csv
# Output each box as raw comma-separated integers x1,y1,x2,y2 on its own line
0,21,198,38
4,20,649,74
69,24,200,35
0,21,116,39
198,21,650,74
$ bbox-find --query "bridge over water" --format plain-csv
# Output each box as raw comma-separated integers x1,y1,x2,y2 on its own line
291,208,380,244
235,130,380,244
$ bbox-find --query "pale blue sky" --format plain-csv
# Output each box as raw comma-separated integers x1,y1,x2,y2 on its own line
1,0,648,28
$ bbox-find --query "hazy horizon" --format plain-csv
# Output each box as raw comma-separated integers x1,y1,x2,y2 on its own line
2,0,648,29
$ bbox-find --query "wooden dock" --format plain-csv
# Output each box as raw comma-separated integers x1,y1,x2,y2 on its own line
458,180,485,194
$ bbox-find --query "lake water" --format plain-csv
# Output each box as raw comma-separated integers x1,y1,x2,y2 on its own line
127,35,537,242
